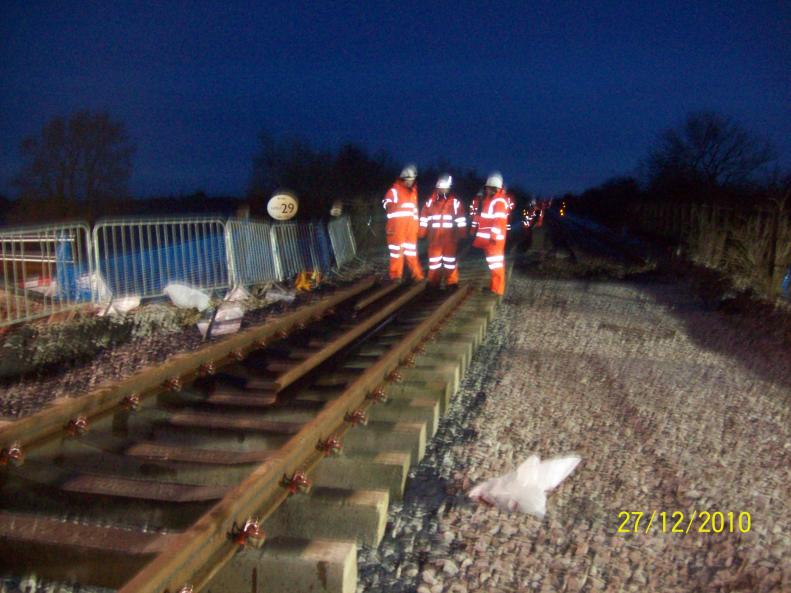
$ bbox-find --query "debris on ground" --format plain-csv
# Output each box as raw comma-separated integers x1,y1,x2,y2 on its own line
357,251,790,593
295,270,322,292
225,285,251,303
263,285,296,305
468,454,581,517
163,282,211,311
97,295,141,317
197,302,245,338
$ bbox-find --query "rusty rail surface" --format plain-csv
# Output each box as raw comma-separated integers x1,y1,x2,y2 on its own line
119,285,471,593
0,277,376,454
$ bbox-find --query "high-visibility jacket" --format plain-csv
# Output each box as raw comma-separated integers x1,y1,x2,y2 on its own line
382,179,423,280
382,179,419,235
472,189,509,249
419,192,466,284
419,192,466,241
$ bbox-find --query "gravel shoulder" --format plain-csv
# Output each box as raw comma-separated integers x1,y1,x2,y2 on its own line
0,259,381,419
358,255,790,592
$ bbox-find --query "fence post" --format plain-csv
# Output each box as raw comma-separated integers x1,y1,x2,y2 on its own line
224,220,239,289
269,225,284,281
346,216,357,258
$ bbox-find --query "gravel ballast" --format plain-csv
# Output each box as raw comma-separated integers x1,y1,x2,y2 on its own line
357,267,790,592
0,259,382,419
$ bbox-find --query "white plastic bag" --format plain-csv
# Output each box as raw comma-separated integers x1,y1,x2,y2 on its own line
468,454,581,518
197,302,244,338
98,295,141,317
263,286,296,305
164,283,211,311
225,285,251,303
78,271,112,304
112,296,141,313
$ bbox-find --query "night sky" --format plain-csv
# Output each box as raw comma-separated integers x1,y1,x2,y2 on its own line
1,1,789,198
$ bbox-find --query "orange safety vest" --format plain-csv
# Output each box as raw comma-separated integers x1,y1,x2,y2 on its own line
419,192,467,241
382,179,419,237
472,189,509,249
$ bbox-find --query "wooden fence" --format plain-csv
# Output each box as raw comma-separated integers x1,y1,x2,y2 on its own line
630,202,791,297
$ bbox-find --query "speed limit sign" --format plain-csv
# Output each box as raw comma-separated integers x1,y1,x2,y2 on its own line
267,193,299,220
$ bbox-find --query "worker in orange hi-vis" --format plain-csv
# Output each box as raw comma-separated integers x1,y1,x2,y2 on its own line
418,174,467,288
472,172,509,295
382,164,425,282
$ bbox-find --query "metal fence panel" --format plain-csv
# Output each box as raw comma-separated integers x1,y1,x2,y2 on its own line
225,218,279,286
328,215,357,267
271,223,304,280
1,214,358,326
0,222,93,327
93,217,230,299
313,221,334,272
271,221,334,280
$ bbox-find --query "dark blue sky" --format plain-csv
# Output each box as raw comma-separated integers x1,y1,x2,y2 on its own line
1,1,789,198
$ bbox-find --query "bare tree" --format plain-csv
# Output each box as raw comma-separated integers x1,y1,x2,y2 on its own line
14,110,135,204
247,131,397,218
644,111,776,191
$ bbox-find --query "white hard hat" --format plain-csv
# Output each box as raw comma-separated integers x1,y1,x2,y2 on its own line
435,174,452,190
400,164,418,179
485,172,503,189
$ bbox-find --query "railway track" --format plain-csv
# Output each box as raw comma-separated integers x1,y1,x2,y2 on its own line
547,211,653,270
0,272,501,593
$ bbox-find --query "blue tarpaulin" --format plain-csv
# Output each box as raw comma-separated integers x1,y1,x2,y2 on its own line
95,229,229,298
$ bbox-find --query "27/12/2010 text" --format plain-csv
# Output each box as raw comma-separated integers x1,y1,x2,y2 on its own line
616,511,751,534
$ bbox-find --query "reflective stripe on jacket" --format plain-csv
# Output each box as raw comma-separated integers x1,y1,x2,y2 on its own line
474,189,509,244
419,193,466,240
383,179,419,238
382,180,419,222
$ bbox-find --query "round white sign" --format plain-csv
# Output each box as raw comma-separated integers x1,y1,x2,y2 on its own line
330,199,343,217
267,193,299,220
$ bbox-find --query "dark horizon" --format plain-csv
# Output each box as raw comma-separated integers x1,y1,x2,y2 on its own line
1,1,789,200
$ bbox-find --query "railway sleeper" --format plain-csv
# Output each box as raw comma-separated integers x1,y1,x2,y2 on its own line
201,288,493,592
342,420,427,465
209,537,357,593
264,486,389,547
367,397,440,437
311,451,410,500
415,340,475,375
382,380,453,415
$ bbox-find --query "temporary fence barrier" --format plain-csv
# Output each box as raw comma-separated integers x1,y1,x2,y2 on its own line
310,221,334,273
270,221,334,280
0,222,93,327
0,213,359,326
327,215,357,268
92,217,230,299
224,218,279,286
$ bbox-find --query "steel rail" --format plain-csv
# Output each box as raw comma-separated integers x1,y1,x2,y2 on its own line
352,280,401,311
119,284,471,593
0,277,376,454
271,281,427,392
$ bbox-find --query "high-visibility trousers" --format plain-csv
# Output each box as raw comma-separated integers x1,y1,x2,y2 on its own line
427,239,458,286
484,244,506,295
387,222,424,281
